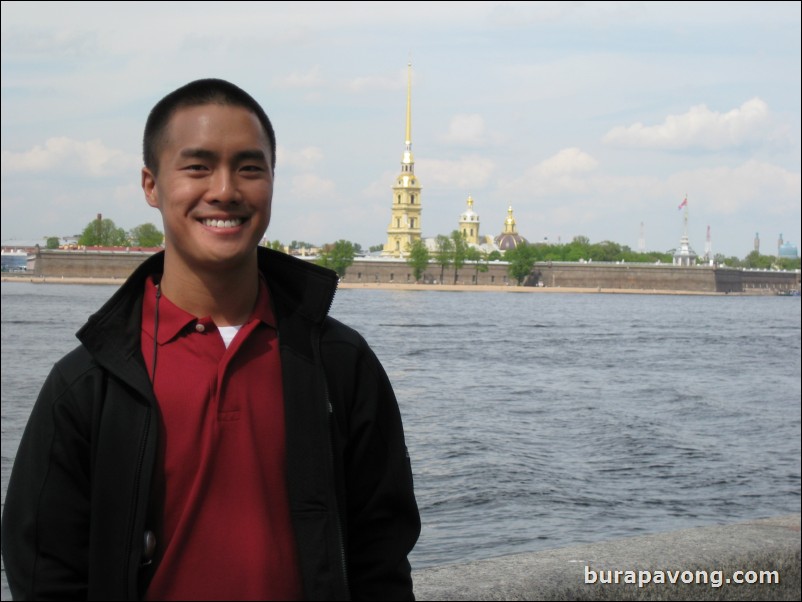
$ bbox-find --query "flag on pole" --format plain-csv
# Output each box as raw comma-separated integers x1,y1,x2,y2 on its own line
678,197,688,210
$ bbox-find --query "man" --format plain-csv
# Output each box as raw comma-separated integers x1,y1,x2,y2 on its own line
2,78,420,600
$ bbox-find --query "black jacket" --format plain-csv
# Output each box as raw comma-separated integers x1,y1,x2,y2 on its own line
2,248,420,600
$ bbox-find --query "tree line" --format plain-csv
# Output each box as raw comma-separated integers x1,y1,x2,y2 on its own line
53,218,800,283
46,218,164,249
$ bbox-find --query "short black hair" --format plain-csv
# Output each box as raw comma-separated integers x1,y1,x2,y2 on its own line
143,78,276,175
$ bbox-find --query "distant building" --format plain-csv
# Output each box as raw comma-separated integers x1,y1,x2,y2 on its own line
494,206,527,251
383,63,421,257
778,241,799,259
673,198,697,267
459,195,480,245
1,248,29,272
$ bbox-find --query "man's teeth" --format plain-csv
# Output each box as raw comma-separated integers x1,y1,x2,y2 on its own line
203,218,243,228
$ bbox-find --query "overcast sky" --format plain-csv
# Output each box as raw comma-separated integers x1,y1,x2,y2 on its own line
2,1,799,258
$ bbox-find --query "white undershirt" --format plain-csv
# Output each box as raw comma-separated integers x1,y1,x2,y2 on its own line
218,324,243,348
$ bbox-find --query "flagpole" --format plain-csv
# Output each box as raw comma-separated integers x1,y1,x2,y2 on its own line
683,194,688,238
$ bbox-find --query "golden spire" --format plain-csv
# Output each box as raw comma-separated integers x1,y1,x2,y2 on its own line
401,62,414,170
405,61,412,146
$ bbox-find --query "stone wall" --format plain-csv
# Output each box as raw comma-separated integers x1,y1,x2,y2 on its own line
29,249,800,293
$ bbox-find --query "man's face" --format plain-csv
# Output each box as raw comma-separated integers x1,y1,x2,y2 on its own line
141,103,273,274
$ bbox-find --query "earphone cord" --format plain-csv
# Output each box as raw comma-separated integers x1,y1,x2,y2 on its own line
152,282,161,385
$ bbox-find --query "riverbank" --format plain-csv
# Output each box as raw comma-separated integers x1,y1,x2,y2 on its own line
0,273,751,295
413,514,800,601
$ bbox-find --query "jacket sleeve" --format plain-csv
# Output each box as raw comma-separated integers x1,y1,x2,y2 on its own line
322,322,421,601
2,354,93,600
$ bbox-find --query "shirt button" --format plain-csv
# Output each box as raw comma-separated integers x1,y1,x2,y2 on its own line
195,323,205,333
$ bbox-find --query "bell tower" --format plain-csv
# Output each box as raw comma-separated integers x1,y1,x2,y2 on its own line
383,63,422,256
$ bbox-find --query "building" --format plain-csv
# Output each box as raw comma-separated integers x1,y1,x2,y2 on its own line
459,195,480,245
383,63,422,257
673,197,697,267
494,206,527,251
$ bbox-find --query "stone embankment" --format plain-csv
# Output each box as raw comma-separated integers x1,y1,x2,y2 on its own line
413,514,800,601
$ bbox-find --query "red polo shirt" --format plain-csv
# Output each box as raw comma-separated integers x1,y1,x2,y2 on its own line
140,275,302,601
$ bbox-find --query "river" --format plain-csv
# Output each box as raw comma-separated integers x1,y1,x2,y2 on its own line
1,282,800,598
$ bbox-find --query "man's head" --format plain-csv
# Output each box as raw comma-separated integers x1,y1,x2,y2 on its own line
143,78,276,175
141,79,275,277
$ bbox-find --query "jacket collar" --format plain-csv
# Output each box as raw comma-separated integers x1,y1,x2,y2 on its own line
76,248,339,390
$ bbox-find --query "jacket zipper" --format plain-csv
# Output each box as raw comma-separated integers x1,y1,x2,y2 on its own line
314,324,350,599
124,408,151,599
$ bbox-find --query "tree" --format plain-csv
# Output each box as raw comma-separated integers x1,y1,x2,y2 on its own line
78,217,128,247
465,246,489,284
744,250,777,270
317,239,356,278
45,237,60,250
405,239,430,282
450,230,469,284
369,244,384,253
129,223,164,247
433,234,453,284
505,243,538,285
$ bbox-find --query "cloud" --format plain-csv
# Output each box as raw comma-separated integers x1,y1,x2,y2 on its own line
501,147,600,196
347,68,407,93
289,173,336,200
273,66,324,89
415,155,496,191
666,160,801,216
441,114,487,146
603,98,787,150
1,137,139,176
277,145,324,170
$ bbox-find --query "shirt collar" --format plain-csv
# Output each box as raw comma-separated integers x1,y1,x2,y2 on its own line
142,274,277,346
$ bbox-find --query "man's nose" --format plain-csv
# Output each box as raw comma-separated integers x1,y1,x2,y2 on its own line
207,169,240,203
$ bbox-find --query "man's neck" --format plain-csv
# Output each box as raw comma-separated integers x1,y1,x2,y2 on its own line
159,255,260,327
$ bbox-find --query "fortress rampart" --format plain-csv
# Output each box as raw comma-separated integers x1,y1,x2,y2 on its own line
23,248,801,293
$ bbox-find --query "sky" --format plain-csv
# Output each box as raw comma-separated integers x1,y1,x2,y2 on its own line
1,1,800,259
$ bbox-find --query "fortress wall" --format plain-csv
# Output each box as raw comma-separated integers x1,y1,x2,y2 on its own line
33,249,154,279
535,263,718,292
29,250,799,293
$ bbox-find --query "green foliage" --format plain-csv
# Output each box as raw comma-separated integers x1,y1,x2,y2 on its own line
369,244,384,253
78,218,128,247
405,238,430,282
433,234,453,284
450,230,469,284
777,256,801,271
45,237,60,249
317,239,356,278
128,223,164,247
465,246,489,283
504,243,538,285
738,251,800,271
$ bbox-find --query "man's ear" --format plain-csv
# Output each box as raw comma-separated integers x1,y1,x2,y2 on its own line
142,167,159,208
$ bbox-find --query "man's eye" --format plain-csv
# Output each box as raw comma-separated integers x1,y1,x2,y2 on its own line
241,165,264,172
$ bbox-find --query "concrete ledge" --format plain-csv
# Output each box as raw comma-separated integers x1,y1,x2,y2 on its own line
412,515,800,601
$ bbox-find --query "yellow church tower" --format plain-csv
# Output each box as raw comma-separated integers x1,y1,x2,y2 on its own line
459,195,480,244
383,63,422,256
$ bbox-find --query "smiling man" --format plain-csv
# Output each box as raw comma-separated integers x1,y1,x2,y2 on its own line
2,79,421,601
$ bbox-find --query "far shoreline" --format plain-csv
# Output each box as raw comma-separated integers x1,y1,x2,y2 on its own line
0,274,763,296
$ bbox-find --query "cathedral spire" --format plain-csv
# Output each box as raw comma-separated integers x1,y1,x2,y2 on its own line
401,62,414,171
383,62,422,256
405,61,412,146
